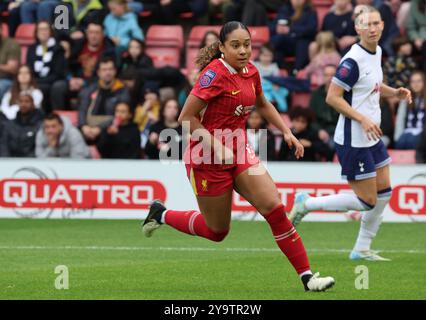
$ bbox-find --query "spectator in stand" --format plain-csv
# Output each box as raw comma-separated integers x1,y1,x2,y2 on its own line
120,38,153,74
253,44,289,113
63,0,106,40
20,0,60,24
145,98,182,160
207,0,234,24
104,0,144,54
383,36,418,112
1,65,43,120
0,111,7,156
119,38,186,94
178,68,199,107
119,67,145,110
270,0,317,74
220,0,284,24
35,113,90,158
6,1,23,37
51,22,116,110
302,31,341,87
96,100,141,158
27,20,65,113
145,0,209,24
308,64,339,160
78,56,130,143
134,82,161,149
384,36,418,89
394,71,426,149
0,23,20,101
415,127,426,163
320,0,357,55
0,91,44,157
377,0,401,56
406,0,426,73
200,30,220,48
246,109,276,161
397,0,411,33
278,106,330,161
380,97,395,147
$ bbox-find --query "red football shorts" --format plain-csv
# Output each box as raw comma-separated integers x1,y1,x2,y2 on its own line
185,149,260,197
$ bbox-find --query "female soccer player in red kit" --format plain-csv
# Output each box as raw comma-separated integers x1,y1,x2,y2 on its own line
142,21,335,292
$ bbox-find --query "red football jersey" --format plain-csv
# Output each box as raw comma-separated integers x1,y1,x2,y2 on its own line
184,58,263,169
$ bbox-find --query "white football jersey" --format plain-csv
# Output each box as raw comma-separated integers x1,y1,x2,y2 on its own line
332,43,383,148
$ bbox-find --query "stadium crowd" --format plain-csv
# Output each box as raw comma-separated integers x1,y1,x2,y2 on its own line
0,0,425,162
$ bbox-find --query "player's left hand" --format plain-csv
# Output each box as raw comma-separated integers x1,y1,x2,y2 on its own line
395,87,412,104
284,132,304,159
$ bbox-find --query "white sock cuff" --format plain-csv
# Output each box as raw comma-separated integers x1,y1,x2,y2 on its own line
160,210,168,224
299,270,313,278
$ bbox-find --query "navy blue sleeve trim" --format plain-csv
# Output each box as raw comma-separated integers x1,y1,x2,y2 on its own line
332,58,360,91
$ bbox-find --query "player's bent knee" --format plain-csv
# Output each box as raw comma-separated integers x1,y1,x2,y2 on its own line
207,227,229,242
259,198,282,216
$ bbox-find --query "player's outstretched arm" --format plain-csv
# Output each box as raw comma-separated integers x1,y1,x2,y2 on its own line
380,83,412,103
326,82,383,141
255,93,304,159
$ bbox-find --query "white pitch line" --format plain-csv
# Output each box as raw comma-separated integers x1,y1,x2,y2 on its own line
0,245,425,254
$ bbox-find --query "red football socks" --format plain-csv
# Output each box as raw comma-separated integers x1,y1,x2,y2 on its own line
164,210,229,242
264,204,311,275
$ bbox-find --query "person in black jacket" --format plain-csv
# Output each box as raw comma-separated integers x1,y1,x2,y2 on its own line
0,111,6,156
278,106,329,162
26,21,65,113
270,0,317,73
145,98,182,160
0,91,44,157
119,38,186,93
51,22,116,110
78,56,130,144
96,100,141,159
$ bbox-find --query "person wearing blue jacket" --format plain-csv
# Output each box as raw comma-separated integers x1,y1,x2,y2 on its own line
104,0,144,54
270,0,317,73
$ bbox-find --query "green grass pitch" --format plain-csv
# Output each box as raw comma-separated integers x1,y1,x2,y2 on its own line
0,219,425,300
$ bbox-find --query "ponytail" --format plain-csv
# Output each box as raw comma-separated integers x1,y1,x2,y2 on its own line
196,41,222,71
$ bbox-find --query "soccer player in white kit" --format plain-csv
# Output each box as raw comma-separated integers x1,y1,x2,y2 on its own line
289,5,412,261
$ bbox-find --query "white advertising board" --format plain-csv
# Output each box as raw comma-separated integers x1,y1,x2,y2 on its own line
0,159,425,222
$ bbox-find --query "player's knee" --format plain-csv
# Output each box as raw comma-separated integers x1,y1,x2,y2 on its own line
207,227,229,242
259,198,282,216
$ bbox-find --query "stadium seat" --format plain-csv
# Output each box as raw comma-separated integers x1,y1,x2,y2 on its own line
186,25,222,70
291,92,311,108
15,24,36,64
388,149,416,164
15,23,36,46
312,0,333,6
187,25,222,48
55,110,78,127
139,11,152,18
1,23,8,38
179,12,194,19
89,145,101,159
248,26,270,59
146,25,184,68
146,25,184,49
146,47,181,68
268,113,292,135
